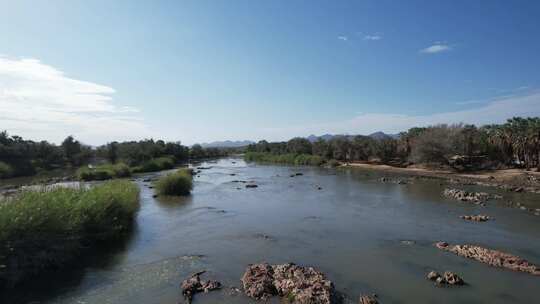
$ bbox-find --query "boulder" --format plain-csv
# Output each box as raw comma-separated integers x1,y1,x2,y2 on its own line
241,263,336,303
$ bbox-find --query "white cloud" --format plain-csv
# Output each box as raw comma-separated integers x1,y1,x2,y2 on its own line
337,36,348,41
257,91,540,139
420,43,451,54
363,35,382,41
0,56,150,145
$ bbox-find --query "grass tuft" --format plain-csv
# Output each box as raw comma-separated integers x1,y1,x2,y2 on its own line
155,168,193,196
132,156,175,173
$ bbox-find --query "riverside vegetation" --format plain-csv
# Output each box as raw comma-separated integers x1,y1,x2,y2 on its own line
245,117,540,171
0,131,231,180
155,168,194,196
0,180,140,288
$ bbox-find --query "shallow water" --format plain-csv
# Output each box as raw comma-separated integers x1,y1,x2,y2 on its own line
3,158,540,303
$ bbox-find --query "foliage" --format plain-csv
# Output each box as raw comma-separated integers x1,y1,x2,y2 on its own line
77,163,131,181
0,161,13,178
244,152,326,166
155,168,193,196
0,180,140,287
131,156,175,173
246,116,540,171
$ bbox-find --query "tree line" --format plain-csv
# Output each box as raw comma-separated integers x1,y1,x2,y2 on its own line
246,117,540,171
0,131,229,178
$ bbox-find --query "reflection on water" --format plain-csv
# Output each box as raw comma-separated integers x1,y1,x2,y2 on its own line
2,158,539,304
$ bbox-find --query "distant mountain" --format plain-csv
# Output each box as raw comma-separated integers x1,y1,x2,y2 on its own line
306,132,398,142
200,140,254,148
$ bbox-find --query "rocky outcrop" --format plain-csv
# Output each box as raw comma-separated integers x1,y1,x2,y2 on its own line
460,215,490,222
442,188,495,204
435,242,540,275
426,271,464,286
181,271,221,303
241,263,336,303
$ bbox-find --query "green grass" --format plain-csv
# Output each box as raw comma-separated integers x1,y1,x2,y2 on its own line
0,180,140,287
132,156,175,173
0,161,13,178
77,163,131,181
244,152,327,166
155,168,193,196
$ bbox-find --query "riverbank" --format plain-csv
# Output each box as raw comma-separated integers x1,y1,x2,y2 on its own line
0,180,140,289
345,162,540,193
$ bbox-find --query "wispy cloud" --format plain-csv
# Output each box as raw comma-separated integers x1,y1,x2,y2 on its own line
363,35,382,41
0,56,150,145
420,43,452,54
258,91,540,140
337,36,348,41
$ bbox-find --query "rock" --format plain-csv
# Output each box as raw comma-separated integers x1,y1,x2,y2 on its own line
435,242,540,275
246,184,258,188
461,214,490,222
397,179,408,185
241,263,336,303
290,173,304,177
241,263,276,300
359,294,379,304
181,271,221,303
317,186,323,190
427,271,440,281
152,194,158,198
427,270,464,286
442,271,464,285
442,188,492,204
197,166,212,170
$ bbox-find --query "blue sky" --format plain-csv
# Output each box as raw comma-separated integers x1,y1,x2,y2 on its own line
1,0,540,145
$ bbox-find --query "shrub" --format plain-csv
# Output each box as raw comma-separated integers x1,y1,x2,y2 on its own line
0,180,140,287
244,152,327,167
132,157,174,173
77,163,131,181
155,168,193,196
0,162,13,178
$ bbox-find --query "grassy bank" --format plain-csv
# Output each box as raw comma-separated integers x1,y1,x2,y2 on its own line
244,152,330,166
0,180,140,288
155,168,193,196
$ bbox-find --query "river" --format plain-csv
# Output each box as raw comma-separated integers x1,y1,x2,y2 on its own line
2,157,539,303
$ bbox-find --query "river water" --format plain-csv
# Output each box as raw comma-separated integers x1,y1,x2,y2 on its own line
2,158,539,303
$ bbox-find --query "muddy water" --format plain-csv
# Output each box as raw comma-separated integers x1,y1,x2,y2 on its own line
3,158,540,303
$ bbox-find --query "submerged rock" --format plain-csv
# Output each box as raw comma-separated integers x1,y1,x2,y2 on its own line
427,271,464,286
461,214,490,222
246,184,258,188
241,263,336,303
435,242,540,275
181,271,221,303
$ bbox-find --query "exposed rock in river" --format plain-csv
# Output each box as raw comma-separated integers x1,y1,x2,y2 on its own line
426,270,465,286
241,263,336,303
246,184,258,188
461,214,490,222
181,271,221,303
359,294,379,304
435,242,540,275
442,188,500,204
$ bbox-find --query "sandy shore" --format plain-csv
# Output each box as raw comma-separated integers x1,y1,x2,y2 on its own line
344,162,540,193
